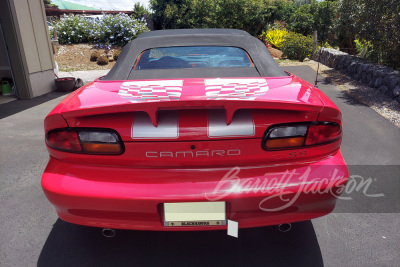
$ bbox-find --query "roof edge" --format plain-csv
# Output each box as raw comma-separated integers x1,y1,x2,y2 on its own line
137,29,252,39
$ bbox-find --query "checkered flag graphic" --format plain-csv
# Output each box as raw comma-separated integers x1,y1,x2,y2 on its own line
205,79,269,100
119,80,183,102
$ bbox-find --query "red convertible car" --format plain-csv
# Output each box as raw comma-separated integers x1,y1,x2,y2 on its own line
42,29,348,232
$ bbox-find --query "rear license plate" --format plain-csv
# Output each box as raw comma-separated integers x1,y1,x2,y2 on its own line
164,202,226,227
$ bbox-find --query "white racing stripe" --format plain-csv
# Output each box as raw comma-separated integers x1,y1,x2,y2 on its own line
208,110,255,138
131,111,179,139
131,110,254,139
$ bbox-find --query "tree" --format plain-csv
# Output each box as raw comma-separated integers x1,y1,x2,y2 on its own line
288,0,337,43
355,0,400,68
43,0,58,7
333,0,400,68
150,0,279,36
213,0,271,35
133,3,149,20
333,0,358,54
266,0,298,23
150,0,193,29
293,0,312,6
288,4,314,35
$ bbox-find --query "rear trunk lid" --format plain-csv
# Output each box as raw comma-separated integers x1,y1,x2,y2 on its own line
57,76,335,167
61,76,324,128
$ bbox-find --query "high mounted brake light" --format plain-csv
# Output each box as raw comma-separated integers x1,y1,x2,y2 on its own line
263,122,341,150
46,129,124,154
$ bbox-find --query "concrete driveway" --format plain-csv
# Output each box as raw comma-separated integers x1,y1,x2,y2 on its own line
0,66,398,266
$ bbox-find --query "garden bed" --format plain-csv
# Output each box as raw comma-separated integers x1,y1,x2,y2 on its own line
55,44,121,72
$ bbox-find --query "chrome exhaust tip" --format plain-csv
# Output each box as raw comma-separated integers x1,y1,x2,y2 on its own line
102,228,116,238
278,223,292,232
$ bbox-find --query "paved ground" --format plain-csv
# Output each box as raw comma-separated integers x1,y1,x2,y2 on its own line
285,66,400,267
58,70,109,84
0,66,398,267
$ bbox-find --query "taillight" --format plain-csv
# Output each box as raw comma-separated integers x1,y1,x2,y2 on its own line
305,124,341,145
263,122,341,150
46,129,124,154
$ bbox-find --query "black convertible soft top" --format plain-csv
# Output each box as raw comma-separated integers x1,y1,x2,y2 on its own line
103,29,287,80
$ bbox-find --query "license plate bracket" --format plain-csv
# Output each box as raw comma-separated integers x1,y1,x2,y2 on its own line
163,202,226,227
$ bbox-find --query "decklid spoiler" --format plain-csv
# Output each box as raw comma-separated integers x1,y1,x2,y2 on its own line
60,76,324,126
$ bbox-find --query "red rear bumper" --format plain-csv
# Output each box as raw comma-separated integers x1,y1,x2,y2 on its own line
42,151,348,231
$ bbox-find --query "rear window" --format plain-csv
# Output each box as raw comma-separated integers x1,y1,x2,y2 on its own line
134,46,253,70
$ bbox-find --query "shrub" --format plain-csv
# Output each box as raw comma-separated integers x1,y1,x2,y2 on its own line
54,14,149,46
281,32,313,61
90,50,100,62
114,50,121,60
353,39,378,62
55,14,91,44
262,29,289,49
89,14,149,46
97,55,109,65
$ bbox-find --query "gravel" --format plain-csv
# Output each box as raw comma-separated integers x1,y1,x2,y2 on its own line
55,44,121,72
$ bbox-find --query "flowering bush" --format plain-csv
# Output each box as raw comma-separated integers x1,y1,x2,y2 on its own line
56,14,91,44
55,14,149,46
90,14,148,46
262,28,289,49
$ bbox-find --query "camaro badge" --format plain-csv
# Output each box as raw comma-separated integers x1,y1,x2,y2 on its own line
145,149,241,158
